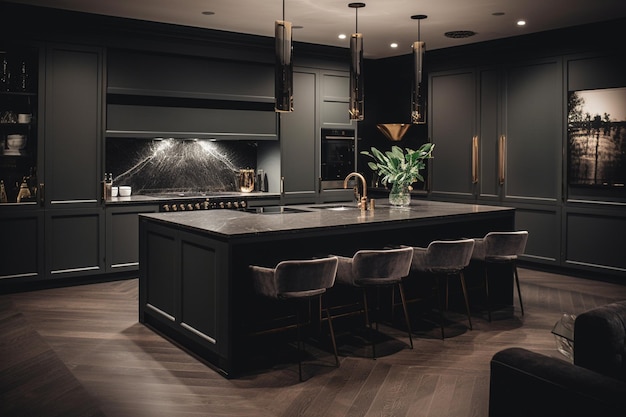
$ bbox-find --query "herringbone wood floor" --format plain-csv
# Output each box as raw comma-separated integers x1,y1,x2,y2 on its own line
2,267,626,417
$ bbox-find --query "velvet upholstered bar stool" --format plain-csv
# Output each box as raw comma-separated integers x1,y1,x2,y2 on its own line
470,230,529,321
332,246,414,359
249,256,339,382
409,239,475,339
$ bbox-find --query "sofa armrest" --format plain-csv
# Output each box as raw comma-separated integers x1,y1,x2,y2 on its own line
489,347,626,417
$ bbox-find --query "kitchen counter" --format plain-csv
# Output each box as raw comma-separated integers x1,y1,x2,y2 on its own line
139,200,516,377
140,200,513,239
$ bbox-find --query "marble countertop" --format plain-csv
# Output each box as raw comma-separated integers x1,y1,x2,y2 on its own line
140,200,514,240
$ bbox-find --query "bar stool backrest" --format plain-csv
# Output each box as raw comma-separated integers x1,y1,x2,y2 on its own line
351,247,414,281
483,231,528,261
416,239,475,272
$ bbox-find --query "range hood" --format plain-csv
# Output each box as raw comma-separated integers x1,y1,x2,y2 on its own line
376,123,411,141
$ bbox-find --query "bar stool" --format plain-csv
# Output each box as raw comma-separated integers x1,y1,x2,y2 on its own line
333,246,414,359
410,239,475,339
471,231,528,321
249,256,339,381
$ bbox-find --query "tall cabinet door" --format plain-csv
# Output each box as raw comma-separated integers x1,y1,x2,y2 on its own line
43,44,104,278
502,59,562,264
503,60,562,203
429,69,477,201
280,70,318,204
44,44,102,206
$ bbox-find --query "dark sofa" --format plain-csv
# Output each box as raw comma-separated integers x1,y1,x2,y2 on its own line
489,301,626,417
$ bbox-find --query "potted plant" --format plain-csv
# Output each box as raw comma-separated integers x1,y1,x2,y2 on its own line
361,142,434,207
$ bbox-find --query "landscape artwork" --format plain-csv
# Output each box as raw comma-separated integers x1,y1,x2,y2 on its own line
568,87,626,188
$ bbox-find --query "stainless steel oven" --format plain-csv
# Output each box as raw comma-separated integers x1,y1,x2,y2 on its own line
320,128,356,189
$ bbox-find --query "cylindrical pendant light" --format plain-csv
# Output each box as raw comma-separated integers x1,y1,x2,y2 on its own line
411,14,427,124
275,0,293,112
348,2,365,121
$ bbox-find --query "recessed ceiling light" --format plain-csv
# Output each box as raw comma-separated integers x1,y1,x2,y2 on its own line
444,30,477,39
201,11,215,16
338,34,347,40
517,20,526,26
390,42,398,48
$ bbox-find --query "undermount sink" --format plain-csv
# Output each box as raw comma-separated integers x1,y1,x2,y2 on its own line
244,206,310,214
311,204,360,211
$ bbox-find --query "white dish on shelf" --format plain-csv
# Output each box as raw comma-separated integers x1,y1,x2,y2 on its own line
17,114,32,124
6,134,27,150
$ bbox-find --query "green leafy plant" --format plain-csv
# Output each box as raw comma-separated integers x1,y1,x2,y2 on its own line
361,143,434,187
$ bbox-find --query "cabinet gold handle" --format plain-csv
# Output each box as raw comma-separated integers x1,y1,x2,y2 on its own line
472,136,479,184
498,135,506,185
280,176,284,194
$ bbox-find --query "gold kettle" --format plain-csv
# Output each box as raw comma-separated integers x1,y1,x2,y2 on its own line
238,169,255,193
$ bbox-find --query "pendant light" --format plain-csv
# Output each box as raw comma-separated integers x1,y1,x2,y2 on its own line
348,2,365,121
411,14,427,124
275,0,293,112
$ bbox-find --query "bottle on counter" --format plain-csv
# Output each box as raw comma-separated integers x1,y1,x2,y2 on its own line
257,169,264,192
0,180,7,203
106,173,113,198
103,173,113,199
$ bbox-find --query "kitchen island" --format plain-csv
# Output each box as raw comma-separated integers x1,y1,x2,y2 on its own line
139,200,515,377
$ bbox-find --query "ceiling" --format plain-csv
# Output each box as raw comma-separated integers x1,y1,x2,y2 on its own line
7,0,626,58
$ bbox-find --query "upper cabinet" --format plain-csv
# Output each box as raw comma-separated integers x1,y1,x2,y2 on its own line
45,44,104,206
105,49,277,140
279,68,352,204
0,44,39,206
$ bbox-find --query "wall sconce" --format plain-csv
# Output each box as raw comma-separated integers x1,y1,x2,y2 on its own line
275,0,293,112
411,14,427,124
348,2,365,121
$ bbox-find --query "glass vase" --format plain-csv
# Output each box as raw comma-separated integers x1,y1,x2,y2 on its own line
389,183,411,207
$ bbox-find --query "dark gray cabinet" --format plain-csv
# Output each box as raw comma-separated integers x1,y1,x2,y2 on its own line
106,49,277,141
1,43,105,284
45,207,104,278
280,69,318,204
44,44,102,206
0,208,43,281
280,68,352,204
139,219,228,368
430,69,476,200
429,59,563,267
105,205,159,272
42,44,105,279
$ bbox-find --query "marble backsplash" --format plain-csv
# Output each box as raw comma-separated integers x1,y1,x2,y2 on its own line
105,138,258,194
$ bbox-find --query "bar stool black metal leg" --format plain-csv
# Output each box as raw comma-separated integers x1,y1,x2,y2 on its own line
459,271,473,330
397,281,413,349
513,262,524,316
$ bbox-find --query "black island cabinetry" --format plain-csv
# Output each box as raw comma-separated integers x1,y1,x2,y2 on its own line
138,201,515,376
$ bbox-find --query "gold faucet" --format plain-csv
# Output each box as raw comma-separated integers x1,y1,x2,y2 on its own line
343,172,369,211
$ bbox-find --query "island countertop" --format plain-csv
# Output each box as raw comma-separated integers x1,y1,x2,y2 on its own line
139,200,515,240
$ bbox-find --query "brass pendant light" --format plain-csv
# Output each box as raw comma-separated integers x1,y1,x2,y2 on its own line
411,14,427,124
348,2,365,121
275,0,293,112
